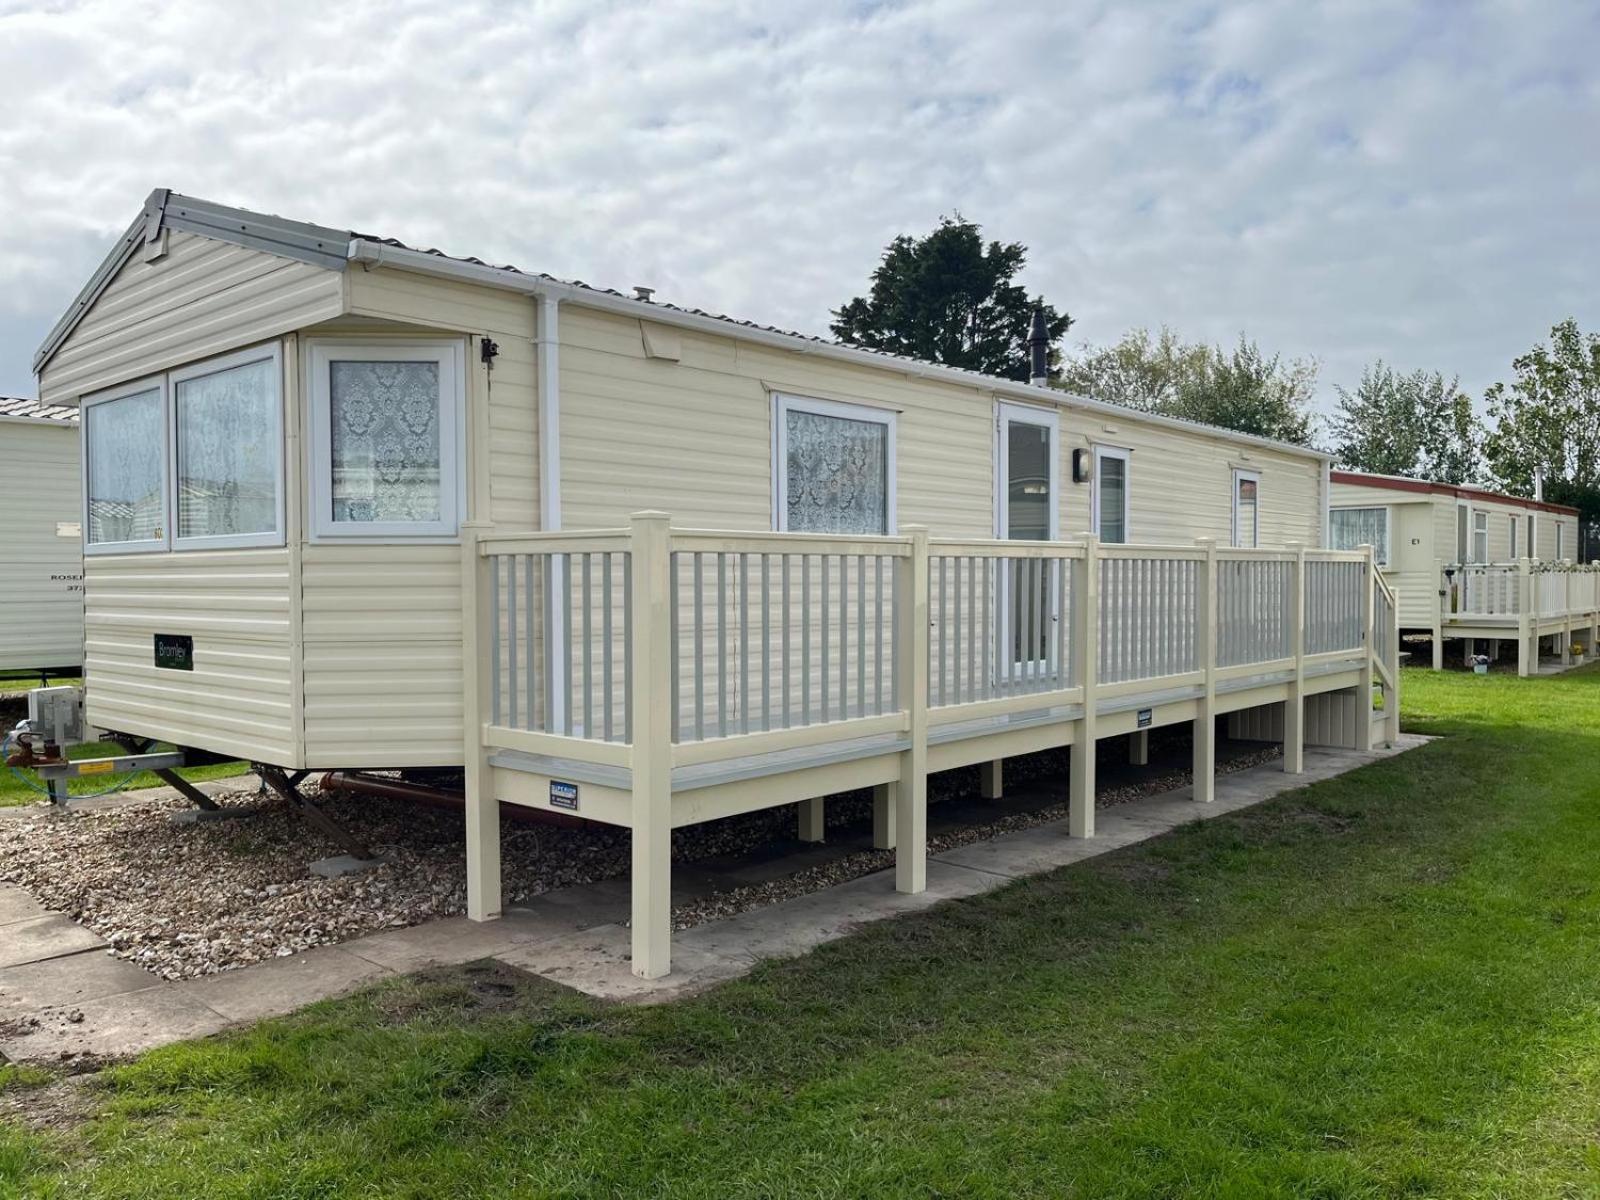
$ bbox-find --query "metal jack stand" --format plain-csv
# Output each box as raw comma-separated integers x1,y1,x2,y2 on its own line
257,765,381,873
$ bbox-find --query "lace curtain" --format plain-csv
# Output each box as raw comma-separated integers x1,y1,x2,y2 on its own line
329,361,441,523
1330,507,1388,563
176,358,277,538
785,409,888,535
87,389,163,544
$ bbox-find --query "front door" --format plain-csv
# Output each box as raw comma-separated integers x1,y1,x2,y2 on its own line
997,404,1058,676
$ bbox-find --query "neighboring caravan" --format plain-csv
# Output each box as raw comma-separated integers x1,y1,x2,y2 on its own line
1329,470,1595,673
0,398,83,677
34,191,1398,976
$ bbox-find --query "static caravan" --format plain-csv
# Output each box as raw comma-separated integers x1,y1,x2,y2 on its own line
33,191,1398,976
0,398,83,677
1329,470,1594,674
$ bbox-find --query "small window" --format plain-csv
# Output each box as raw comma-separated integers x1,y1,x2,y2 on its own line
308,341,466,540
1329,506,1389,565
1093,446,1130,544
774,394,895,534
1509,515,1518,559
1472,510,1489,564
1557,522,1565,561
84,377,167,553
172,344,283,549
1232,470,1260,548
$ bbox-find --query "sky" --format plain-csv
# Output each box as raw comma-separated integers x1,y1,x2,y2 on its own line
2,0,1597,432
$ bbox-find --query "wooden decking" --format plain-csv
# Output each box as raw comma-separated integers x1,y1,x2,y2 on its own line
461,515,1399,977
1433,561,1600,674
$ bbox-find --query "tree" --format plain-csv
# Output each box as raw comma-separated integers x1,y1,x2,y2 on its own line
1484,319,1600,559
831,216,1073,383
1328,362,1482,483
1058,327,1318,446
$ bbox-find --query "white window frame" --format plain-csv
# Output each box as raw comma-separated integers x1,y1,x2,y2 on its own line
1509,515,1519,560
1329,505,1391,566
306,339,468,542
1472,508,1489,564
994,402,1059,540
81,373,170,557
1557,521,1565,561
1456,500,1470,564
169,342,286,551
1231,469,1261,549
772,392,898,534
1091,444,1131,543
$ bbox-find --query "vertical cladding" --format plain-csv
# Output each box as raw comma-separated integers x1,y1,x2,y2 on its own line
0,420,83,671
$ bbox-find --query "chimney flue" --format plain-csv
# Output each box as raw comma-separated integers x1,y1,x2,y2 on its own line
1028,307,1049,386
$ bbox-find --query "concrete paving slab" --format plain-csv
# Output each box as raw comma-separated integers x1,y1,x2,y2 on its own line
495,925,744,1003
0,886,49,928
184,945,390,1022
0,951,157,1018
0,985,227,1063
341,908,587,975
933,822,1145,879
0,915,107,970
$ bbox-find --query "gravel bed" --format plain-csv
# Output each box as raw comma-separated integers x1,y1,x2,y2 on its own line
0,737,1279,981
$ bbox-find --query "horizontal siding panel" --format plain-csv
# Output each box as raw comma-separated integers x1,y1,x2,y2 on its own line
0,421,83,670
40,233,342,403
82,549,296,765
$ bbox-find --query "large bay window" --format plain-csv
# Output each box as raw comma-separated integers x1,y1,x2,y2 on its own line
308,341,466,540
173,345,283,548
774,393,896,534
84,379,167,551
83,343,285,555
1329,506,1389,564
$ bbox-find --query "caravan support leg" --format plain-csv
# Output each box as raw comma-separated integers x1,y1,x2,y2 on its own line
259,766,377,864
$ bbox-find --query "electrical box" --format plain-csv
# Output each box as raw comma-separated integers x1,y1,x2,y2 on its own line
27,686,86,748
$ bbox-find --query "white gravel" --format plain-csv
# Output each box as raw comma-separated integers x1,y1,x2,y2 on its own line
0,739,1279,981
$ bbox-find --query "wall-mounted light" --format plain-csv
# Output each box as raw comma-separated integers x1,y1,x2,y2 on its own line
1072,448,1093,483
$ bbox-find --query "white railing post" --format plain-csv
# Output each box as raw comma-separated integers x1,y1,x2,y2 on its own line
629,511,674,978
1069,534,1099,836
1193,538,1217,803
1517,557,1534,677
462,521,501,922
1563,562,1575,665
1355,545,1376,752
1432,557,1446,671
1384,578,1402,746
1284,542,1305,774
894,525,929,894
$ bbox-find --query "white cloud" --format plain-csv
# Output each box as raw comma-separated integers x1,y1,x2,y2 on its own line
1,0,1597,430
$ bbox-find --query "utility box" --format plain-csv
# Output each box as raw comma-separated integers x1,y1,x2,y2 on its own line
27,686,86,748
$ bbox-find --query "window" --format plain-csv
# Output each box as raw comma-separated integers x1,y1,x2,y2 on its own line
774,394,895,534
1509,514,1519,559
1557,522,1565,561
1329,506,1389,564
1232,470,1260,548
84,378,167,553
1472,510,1488,564
1456,503,1468,563
172,344,283,548
308,341,466,540
1092,445,1130,543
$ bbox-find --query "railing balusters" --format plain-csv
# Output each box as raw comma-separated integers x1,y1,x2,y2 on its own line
602,553,614,741
581,554,593,737
801,554,811,726
669,552,680,742
716,552,727,739
875,555,885,715
761,554,771,731
741,553,751,736
783,555,793,729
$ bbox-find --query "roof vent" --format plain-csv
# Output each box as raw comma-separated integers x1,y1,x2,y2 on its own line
633,286,655,303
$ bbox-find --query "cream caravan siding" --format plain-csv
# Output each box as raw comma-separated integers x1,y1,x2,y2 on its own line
82,550,297,764
38,232,342,405
299,545,463,768
0,420,83,671
557,305,1324,545
1057,416,1321,546
344,268,540,530
1329,480,1435,627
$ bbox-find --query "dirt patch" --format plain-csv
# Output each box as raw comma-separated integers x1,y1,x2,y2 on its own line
0,1070,101,1132
372,959,562,1027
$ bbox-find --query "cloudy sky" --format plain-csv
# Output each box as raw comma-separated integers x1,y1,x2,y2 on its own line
2,0,1596,429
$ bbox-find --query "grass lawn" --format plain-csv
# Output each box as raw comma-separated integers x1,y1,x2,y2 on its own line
4,667,1600,1197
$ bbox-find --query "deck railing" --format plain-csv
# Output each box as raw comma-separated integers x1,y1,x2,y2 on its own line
1447,560,1600,621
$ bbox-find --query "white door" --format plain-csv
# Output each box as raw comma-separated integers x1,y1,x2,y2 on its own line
1092,445,1131,543
996,404,1058,676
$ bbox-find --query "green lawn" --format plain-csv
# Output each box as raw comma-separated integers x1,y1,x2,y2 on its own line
5,667,1600,1197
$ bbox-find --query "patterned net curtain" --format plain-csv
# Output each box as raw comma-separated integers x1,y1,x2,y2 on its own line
176,359,277,538
1330,507,1386,562
329,361,441,523
785,410,887,535
87,389,163,544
